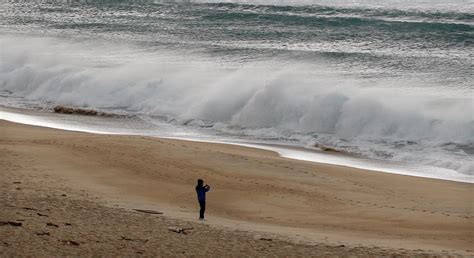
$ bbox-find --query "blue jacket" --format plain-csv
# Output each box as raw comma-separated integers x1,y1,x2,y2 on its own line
196,185,210,202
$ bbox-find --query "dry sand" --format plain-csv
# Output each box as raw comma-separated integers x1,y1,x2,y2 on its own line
1,120,473,256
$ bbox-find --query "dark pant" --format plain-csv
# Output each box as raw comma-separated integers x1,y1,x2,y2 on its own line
199,200,206,219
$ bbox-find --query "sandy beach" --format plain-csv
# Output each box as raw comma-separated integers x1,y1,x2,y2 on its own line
1,120,472,256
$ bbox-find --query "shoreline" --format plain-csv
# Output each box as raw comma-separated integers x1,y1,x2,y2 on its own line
0,105,471,184
1,119,473,255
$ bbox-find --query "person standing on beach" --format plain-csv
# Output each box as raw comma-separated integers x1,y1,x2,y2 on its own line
196,179,210,220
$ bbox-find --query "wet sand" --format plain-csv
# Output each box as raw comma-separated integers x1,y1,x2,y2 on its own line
1,120,472,256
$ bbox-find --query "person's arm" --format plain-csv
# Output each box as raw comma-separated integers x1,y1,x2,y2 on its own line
204,185,210,192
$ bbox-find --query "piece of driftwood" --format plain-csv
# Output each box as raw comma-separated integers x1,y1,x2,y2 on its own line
62,240,80,246
0,221,22,227
46,222,59,227
35,231,50,236
260,237,273,241
120,236,149,243
133,209,163,215
37,213,48,217
167,227,194,235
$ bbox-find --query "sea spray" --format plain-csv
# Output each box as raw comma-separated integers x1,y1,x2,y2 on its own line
1,37,471,142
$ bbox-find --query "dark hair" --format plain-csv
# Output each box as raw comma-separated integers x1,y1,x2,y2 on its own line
197,179,203,186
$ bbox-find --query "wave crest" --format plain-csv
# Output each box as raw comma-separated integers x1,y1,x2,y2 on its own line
1,36,472,144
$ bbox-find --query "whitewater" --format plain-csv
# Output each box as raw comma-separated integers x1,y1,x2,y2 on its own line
0,0,473,180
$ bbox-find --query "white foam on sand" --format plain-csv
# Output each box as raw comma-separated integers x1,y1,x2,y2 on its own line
1,107,472,184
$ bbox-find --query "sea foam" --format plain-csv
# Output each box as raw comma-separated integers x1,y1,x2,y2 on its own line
0,36,472,174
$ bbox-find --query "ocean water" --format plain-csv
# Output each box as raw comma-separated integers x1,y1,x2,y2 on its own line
0,0,473,178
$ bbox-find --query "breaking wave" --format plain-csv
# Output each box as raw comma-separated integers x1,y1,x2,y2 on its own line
0,36,473,174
